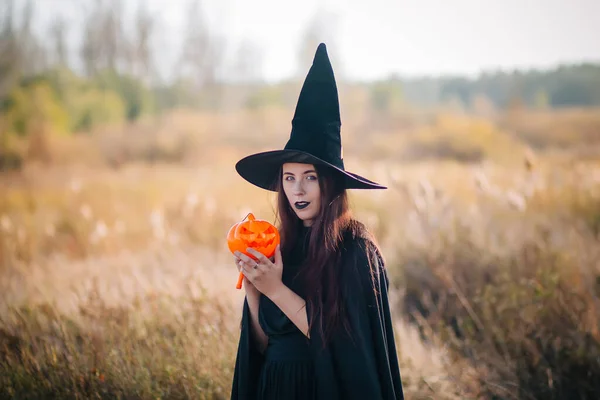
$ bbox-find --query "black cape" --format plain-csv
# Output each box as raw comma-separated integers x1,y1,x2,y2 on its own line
230,225,404,400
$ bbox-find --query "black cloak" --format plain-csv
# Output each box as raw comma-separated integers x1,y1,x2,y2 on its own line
230,227,405,400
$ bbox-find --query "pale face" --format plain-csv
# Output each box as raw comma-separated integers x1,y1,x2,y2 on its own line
282,163,321,227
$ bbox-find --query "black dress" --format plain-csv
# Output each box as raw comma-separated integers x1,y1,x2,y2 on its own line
231,221,404,400
255,225,315,399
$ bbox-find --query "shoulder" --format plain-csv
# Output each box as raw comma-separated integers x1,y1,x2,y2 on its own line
341,219,383,264
341,220,385,284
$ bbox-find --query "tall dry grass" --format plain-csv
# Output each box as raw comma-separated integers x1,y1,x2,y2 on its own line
1,106,600,399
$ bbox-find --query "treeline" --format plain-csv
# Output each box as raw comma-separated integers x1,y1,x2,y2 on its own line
3,63,600,133
396,63,600,109
1,0,600,142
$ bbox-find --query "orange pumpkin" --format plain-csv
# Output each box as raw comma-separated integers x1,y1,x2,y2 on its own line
227,213,280,289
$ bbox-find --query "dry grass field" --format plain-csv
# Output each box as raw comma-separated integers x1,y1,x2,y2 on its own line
1,106,599,399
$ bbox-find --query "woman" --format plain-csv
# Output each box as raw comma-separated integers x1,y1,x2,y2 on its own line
230,43,404,400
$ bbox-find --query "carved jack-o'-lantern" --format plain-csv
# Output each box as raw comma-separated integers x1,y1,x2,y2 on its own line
227,213,280,289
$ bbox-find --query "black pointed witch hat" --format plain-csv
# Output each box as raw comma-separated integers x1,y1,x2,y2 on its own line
235,43,386,191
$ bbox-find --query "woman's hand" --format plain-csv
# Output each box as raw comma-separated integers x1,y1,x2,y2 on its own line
235,245,284,300
234,254,259,297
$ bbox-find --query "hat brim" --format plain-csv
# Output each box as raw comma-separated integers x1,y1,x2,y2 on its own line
235,150,387,192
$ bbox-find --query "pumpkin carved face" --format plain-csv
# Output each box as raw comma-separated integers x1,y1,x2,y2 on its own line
227,213,280,260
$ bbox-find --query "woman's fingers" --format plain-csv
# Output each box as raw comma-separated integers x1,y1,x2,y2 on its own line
235,251,256,265
235,251,267,271
233,254,248,272
234,250,274,288
246,248,270,267
234,249,283,297
236,257,258,277
237,260,251,279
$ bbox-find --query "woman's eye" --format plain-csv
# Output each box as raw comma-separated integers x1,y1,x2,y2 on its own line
307,175,317,181
284,176,294,181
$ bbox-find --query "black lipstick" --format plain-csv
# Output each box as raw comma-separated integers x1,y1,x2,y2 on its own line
294,201,310,210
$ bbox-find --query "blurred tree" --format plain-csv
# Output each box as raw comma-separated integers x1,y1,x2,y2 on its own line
80,0,126,76
440,77,472,107
550,78,594,107
177,0,226,109
0,0,47,100
48,17,69,68
0,0,20,100
233,39,270,110
179,0,220,88
16,0,48,76
128,3,156,84
232,39,264,84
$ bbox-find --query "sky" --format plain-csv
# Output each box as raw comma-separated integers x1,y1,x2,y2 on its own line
33,0,600,82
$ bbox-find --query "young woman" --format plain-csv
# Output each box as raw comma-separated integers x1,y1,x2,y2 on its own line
230,43,404,400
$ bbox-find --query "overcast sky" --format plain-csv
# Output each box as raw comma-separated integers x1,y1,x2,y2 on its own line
35,0,600,82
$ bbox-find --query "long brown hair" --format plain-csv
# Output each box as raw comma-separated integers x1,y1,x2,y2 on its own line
275,164,356,345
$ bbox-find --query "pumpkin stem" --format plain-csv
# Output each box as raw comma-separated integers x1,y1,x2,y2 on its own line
242,212,255,222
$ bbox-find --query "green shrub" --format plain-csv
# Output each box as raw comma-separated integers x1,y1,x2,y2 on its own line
71,88,126,132
94,70,155,121
1,80,69,137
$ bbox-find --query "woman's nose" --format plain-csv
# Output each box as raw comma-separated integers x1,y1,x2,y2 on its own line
293,180,305,194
